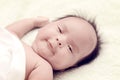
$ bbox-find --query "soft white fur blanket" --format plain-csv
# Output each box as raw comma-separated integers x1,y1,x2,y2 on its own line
0,0,120,80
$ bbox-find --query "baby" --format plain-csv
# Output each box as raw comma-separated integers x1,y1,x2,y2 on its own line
5,15,100,80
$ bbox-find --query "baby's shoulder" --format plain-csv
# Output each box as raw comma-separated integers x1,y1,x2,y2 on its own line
29,61,53,80
35,60,53,80
22,42,53,80
36,57,53,72
30,50,53,80
28,51,53,80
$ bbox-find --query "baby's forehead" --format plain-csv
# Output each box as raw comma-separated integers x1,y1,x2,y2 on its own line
53,17,92,27
55,16,81,22
54,17,91,28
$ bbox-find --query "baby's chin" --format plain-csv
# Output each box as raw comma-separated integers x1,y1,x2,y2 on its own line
31,43,39,53
50,62,71,71
52,66,68,71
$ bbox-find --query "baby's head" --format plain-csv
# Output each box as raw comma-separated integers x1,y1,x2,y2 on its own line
32,14,101,70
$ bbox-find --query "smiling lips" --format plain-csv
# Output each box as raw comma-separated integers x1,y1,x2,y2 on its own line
46,40,55,54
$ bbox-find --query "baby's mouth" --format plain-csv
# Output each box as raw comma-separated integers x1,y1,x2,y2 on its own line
46,40,55,54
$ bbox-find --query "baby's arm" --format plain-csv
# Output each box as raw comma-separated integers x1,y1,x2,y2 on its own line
6,17,49,39
28,63,53,80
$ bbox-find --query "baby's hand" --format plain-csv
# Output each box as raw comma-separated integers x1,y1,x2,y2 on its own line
34,16,49,27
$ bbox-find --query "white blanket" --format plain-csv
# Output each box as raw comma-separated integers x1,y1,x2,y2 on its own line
0,0,120,80
0,28,25,80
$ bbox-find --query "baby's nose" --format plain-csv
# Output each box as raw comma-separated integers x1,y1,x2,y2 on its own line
56,37,65,48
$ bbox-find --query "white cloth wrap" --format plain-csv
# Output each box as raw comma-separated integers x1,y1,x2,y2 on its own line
0,28,25,80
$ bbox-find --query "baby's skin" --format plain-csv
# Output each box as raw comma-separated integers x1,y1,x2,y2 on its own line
6,16,97,80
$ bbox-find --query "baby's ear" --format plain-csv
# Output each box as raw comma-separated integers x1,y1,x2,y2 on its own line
34,16,50,27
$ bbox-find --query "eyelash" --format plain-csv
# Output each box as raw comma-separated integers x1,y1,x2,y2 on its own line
68,45,73,53
58,26,62,33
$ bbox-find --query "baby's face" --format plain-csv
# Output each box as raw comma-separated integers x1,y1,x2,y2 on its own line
32,17,97,70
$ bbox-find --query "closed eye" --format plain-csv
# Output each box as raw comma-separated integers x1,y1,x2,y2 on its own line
68,45,73,53
58,26,62,33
